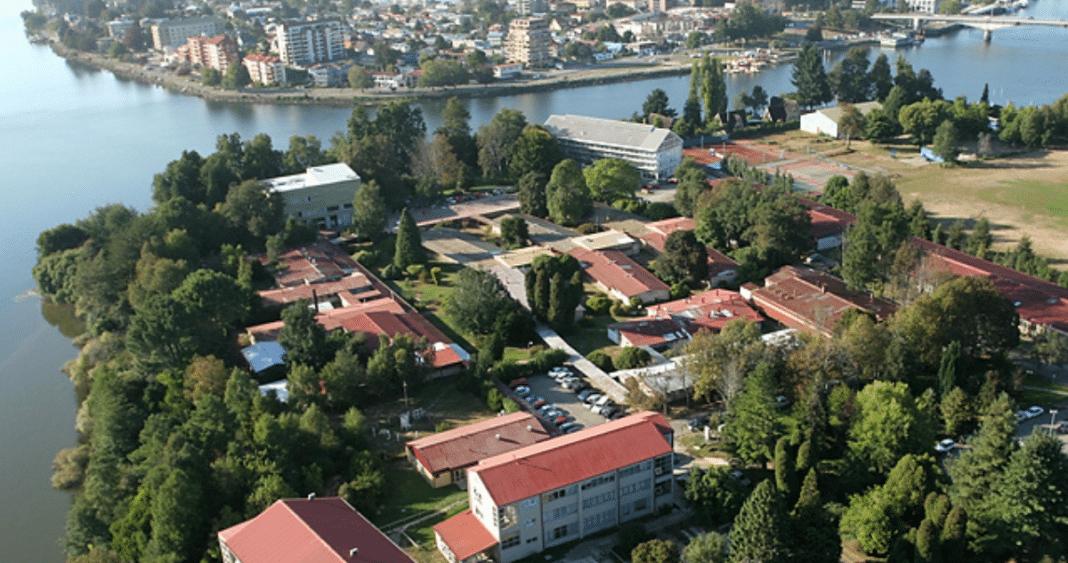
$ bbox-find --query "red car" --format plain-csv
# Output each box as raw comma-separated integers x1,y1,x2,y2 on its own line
509,378,528,389
553,416,569,425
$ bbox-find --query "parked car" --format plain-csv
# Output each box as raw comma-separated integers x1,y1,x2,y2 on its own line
729,470,751,487
513,386,531,397
584,393,603,404
1016,410,1029,423
549,367,572,378
553,415,569,425
565,425,583,434
531,398,546,408
1027,406,1044,419
537,404,556,415
577,389,595,401
935,439,956,453
558,422,578,433
544,409,565,419
509,378,528,389
688,416,710,431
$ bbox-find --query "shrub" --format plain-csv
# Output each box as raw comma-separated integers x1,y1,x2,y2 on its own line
502,398,521,413
575,222,599,234
430,266,443,285
588,349,615,372
586,292,614,315
610,300,629,317
406,264,426,280
434,421,452,432
644,202,678,220
670,282,692,300
616,346,652,370
487,387,504,411
381,263,402,280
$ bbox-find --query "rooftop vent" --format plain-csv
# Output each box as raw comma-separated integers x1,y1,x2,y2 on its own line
308,493,316,501
350,548,359,558
496,433,501,440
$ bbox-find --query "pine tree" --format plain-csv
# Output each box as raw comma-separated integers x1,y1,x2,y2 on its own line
729,480,789,563
796,437,815,476
723,362,779,466
774,436,796,500
990,432,1068,556
392,207,425,269
937,341,961,399
947,393,1017,536
924,493,951,531
789,469,843,563
940,386,973,438
350,180,387,240
939,505,968,563
914,518,942,563
792,43,833,110
701,55,727,128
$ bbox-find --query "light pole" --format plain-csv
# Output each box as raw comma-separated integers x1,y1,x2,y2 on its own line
1050,409,1059,436
403,380,409,411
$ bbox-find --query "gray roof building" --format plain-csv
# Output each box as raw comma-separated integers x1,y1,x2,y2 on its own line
544,115,683,180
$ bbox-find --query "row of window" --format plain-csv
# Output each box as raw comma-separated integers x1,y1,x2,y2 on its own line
581,491,615,510
581,474,615,491
620,479,651,497
582,509,615,532
501,532,521,550
618,461,651,479
545,503,578,522
542,487,569,502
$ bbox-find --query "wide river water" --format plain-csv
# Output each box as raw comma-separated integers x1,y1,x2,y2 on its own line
1,0,1066,561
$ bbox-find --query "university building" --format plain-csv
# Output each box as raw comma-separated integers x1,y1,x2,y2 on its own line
262,162,361,230
434,412,675,563
544,114,683,181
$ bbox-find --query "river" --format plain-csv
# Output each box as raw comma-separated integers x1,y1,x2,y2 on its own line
1,0,1065,561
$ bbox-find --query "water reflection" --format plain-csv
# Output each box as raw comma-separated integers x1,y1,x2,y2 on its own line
39,299,86,339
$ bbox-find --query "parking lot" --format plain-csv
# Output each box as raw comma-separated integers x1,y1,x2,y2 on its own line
517,370,619,433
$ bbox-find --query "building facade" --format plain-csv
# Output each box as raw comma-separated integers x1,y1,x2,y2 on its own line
434,413,675,563
243,53,287,85
277,19,345,68
505,17,551,67
262,163,361,230
544,114,683,181
150,16,225,51
182,34,239,73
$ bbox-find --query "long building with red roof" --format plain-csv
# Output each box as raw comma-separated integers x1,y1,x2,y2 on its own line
434,412,674,563
607,289,763,349
406,412,551,488
636,217,739,287
218,496,414,563
569,248,670,305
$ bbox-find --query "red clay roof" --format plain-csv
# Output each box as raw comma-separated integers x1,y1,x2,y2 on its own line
470,412,673,508
914,238,1068,333
569,248,669,299
612,289,762,347
795,196,857,241
433,510,498,562
636,218,739,279
407,412,550,475
217,497,414,563
749,266,896,337
259,273,374,307
265,240,361,287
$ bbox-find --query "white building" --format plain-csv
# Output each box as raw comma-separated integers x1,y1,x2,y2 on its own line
263,163,362,230
150,16,225,51
277,19,345,67
243,53,287,85
434,412,675,563
544,114,683,181
799,101,882,139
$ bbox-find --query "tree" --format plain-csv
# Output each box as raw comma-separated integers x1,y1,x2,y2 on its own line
477,108,527,179
749,85,769,116
989,432,1068,557
223,62,252,89
418,58,469,87
684,319,766,406
201,67,221,86
632,539,679,563
940,386,973,437
792,43,833,110
445,268,517,336
931,119,960,162
349,180,387,240
914,518,942,563
616,347,652,370
525,254,583,330
393,208,426,270
652,230,708,286
838,103,866,150
546,159,591,227
841,199,909,290
899,99,953,145
774,436,797,499
937,341,961,399
517,171,549,217
728,480,789,563
840,454,938,555
499,216,528,248
278,300,330,369
348,66,373,89
869,53,894,101
724,362,779,466
686,467,748,525
642,88,676,119
583,158,640,203
672,158,706,217
700,55,727,128
510,125,562,179
847,381,936,477
682,532,727,563
282,135,326,174
828,47,873,103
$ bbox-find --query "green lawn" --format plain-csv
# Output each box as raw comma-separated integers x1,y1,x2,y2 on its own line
566,314,620,356
406,502,469,549
374,462,469,529
387,262,476,351
978,179,1068,224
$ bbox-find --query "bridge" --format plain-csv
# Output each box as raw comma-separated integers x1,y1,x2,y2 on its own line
872,13,1068,41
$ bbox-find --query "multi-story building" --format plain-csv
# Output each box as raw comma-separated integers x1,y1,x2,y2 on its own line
150,16,225,51
512,0,548,15
243,53,287,85
434,412,675,563
543,114,683,181
262,162,361,230
505,17,551,67
181,34,239,73
277,19,345,68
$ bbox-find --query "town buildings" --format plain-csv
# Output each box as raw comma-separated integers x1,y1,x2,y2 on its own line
433,412,675,563
243,53,287,85
277,18,345,68
569,248,671,305
218,496,415,563
800,101,883,139
150,16,226,51
177,34,239,73
505,17,551,67
544,114,684,181
608,289,762,349
263,162,362,230
634,217,739,287
406,412,552,488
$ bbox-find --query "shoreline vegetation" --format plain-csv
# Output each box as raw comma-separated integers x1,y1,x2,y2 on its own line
51,39,696,107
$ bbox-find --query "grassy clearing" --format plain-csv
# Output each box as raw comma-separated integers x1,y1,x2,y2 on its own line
388,262,476,351
1015,387,1068,408
977,179,1068,225
374,462,469,528
406,502,469,549
566,314,621,356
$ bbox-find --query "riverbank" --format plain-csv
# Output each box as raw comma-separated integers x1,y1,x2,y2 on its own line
52,40,695,107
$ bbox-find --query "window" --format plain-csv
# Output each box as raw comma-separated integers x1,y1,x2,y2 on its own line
327,205,340,212
634,498,648,512
552,525,569,540
619,463,644,479
582,509,615,531
498,505,517,529
581,491,615,510
581,474,615,490
501,532,521,550
620,479,651,497
542,488,567,502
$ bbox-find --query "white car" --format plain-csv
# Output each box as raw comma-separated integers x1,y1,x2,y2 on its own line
513,386,531,397
1027,406,1044,419
935,439,956,453
1016,410,1029,423
549,367,572,378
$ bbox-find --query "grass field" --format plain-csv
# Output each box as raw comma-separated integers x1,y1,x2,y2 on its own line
374,462,468,528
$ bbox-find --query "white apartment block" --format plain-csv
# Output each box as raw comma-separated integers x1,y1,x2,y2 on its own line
263,163,362,230
907,0,937,13
277,19,345,68
505,17,551,67
150,16,226,51
434,412,675,563
544,114,684,181
243,53,287,85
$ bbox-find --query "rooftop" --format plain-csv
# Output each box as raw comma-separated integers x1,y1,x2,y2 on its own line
407,412,551,475
544,114,681,153
569,248,669,299
571,229,638,253
635,217,738,279
218,497,415,563
795,196,857,241
264,163,360,193
612,289,762,347
748,266,896,337
470,412,673,507
433,510,499,562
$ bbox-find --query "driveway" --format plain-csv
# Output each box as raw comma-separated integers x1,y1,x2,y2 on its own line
420,227,502,265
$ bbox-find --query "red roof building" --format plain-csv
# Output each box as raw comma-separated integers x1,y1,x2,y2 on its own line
637,217,739,286
795,196,857,251
180,34,239,73
743,266,896,337
406,412,551,488
259,272,376,309
218,497,415,563
434,412,675,563
266,240,362,287
569,248,670,304
608,289,763,349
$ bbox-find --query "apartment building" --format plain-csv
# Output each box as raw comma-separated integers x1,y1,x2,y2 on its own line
180,34,239,73
277,19,345,68
544,114,683,181
150,16,225,51
505,17,551,67
243,53,287,85
434,412,675,563
262,162,361,230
